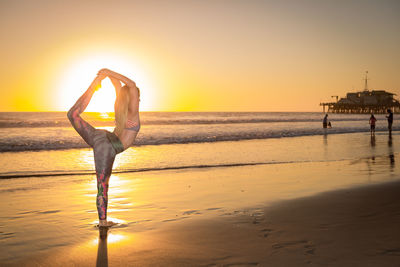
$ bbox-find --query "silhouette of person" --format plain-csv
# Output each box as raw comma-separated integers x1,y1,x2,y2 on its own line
323,114,329,128
369,114,377,136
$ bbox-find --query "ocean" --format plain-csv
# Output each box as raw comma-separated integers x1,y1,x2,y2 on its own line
0,111,394,152
0,112,397,179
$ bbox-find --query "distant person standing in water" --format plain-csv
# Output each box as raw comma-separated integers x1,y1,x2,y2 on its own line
67,68,141,228
323,114,329,128
369,114,377,136
386,109,393,136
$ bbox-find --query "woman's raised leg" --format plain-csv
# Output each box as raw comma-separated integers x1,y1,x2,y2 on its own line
67,77,101,147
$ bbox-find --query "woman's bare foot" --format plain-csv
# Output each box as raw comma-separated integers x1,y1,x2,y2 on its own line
90,75,105,91
98,219,117,228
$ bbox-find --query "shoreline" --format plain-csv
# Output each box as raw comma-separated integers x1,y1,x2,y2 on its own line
1,130,398,180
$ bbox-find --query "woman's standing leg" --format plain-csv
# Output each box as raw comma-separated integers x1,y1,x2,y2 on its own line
93,132,117,225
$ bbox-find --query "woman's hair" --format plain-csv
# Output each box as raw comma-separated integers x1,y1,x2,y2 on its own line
114,85,130,136
114,85,140,136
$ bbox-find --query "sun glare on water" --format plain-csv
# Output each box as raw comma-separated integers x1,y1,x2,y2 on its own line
57,53,154,112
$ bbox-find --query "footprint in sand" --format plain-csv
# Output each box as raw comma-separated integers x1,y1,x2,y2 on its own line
260,228,273,238
182,210,202,215
272,240,316,256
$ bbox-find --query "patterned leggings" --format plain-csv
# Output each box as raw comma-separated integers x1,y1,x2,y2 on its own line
68,109,116,220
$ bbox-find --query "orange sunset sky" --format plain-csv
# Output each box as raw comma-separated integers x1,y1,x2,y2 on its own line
0,0,399,112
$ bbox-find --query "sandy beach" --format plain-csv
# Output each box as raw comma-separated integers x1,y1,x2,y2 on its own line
7,171,400,266
1,132,400,266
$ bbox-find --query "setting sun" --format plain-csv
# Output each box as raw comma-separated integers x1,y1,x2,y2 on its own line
56,52,155,112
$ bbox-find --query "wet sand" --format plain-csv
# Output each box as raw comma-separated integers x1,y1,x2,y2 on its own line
3,163,399,266
133,181,400,266
11,181,400,267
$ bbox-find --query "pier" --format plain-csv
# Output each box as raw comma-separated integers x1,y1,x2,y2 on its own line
320,72,400,114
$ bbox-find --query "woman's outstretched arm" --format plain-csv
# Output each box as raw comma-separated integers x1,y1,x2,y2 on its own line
108,76,122,96
98,69,136,89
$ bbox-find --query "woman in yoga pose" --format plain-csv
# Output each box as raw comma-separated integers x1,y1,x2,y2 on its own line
67,68,140,227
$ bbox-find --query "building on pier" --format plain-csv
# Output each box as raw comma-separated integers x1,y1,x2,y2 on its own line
320,72,400,114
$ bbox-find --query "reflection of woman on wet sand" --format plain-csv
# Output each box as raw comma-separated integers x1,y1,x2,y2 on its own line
67,68,140,227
